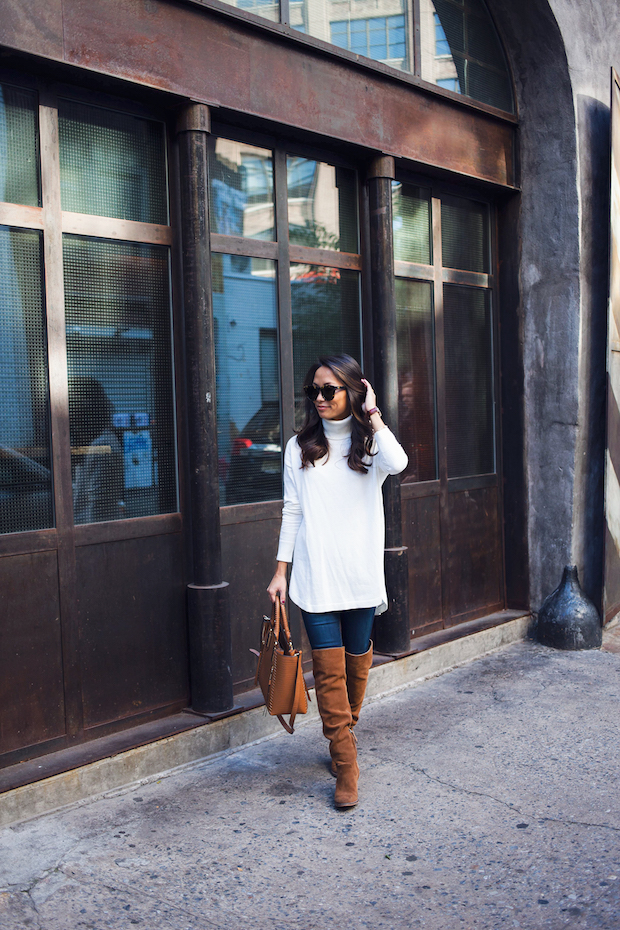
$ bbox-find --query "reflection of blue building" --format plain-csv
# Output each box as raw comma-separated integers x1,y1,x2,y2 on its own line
214,256,278,504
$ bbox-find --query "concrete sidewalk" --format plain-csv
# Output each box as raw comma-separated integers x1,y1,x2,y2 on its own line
1,638,619,930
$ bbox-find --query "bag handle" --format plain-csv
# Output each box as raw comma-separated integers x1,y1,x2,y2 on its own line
273,598,295,657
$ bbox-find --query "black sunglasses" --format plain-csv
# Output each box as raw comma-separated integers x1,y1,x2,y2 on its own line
303,383,347,402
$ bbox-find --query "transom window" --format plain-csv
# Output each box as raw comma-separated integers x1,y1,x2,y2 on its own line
216,0,513,113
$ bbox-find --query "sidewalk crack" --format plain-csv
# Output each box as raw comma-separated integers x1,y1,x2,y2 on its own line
397,762,620,833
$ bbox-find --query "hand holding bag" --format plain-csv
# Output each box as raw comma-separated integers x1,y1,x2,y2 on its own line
251,599,309,734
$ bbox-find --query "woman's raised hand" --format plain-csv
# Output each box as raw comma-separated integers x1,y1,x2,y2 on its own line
267,563,288,604
361,378,377,414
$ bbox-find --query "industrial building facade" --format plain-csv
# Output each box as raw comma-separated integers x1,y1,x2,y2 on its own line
0,0,618,779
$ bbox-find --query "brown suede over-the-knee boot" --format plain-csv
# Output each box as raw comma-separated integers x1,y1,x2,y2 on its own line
330,640,374,777
346,640,373,727
312,646,358,808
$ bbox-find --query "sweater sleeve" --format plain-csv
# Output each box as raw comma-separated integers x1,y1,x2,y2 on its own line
276,438,303,562
373,426,409,477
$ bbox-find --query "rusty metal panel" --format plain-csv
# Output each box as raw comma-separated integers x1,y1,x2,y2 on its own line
604,69,620,623
76,534,188,729
401,493,442,635
0,0,64,59
0,551,65,756
53,0,515,187
221,513,302,690
445,485,502,621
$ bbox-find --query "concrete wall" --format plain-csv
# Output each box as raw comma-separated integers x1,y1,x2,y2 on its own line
492,0,619,611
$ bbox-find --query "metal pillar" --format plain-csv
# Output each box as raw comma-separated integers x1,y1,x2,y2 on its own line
177,103,233,713
367,155,410,654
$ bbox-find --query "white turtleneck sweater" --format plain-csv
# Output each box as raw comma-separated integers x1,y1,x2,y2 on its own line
276,416,408,614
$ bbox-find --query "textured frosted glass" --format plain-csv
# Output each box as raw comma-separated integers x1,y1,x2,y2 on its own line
0,227,52,534
63,236,177,523
59,100,168,224
0,84,40,207
441,196,489,273
392,182,431,265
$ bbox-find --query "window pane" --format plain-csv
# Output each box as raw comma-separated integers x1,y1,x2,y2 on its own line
287,158,358,253
392,182,431,265
396,279,437,483
217,0,279,20
0,227,52,534
295,1,410,72
0,84,40,207
443,285,494,477
441,196,489,272
290,264,361,426
63,237,177,523
209,139,275,241
59,101,168,224
420,0,514,113
213,255,281,505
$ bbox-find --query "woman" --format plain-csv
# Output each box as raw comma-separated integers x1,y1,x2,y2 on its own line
268,355,408,809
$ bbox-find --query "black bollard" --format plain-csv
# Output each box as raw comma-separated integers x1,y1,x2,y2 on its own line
537,565,602,650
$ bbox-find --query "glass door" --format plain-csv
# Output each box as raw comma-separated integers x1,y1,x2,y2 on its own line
209,133,362,688
393,179,503,635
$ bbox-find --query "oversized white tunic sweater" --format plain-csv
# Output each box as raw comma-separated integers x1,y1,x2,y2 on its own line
276,416,408,614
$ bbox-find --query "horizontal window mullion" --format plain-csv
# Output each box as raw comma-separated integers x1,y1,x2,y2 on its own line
394,260,434,281
0,203,44,230
210,233,278,260
442,267,491,288
61,212,172,246
288,244,361,270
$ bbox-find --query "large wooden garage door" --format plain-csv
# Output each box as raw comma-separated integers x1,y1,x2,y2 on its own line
393,180,504,637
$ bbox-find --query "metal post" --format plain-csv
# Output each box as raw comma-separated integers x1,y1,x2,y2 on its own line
367,155,410,654
177,103,233,713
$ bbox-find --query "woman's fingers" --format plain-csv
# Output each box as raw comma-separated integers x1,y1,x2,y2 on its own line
361,378,376,410
267,575,287,604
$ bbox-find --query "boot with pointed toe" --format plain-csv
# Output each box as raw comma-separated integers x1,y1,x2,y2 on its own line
312,647,359,808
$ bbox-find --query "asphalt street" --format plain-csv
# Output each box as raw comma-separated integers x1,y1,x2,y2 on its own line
1,636,619,930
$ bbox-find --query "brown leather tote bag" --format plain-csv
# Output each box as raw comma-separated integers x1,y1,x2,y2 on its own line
251,599,309,734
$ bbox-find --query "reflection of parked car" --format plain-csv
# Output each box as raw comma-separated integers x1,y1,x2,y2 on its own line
0,445,53,534
225,402,282,505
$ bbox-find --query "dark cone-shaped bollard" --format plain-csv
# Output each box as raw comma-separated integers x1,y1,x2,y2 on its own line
537,565,602,650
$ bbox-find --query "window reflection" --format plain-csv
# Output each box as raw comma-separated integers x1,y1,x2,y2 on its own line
287,157,357,252
209,140,275,241
443,285,494,477
396,279,437,483
290,263,361,426
420,0,513,112
213,255,281,505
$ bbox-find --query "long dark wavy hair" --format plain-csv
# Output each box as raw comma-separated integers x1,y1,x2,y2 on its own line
297,355,374,473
